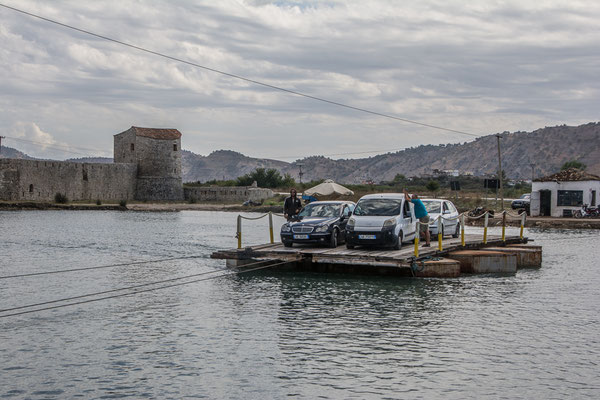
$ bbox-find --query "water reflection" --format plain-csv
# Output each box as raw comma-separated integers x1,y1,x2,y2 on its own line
1,211,599,399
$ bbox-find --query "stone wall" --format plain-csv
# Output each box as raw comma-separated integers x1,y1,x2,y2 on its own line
183,186,274,203
0,159,137,202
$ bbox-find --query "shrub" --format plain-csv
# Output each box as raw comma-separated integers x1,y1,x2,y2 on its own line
119,199,127,207
96,199,102,205
54,193,68,204
188,196,197,204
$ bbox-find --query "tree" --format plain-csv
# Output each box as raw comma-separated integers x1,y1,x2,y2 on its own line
235,168,296,188
425,180,440,194
561,160,586,171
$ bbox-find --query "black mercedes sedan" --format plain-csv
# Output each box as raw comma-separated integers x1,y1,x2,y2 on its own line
280,201,355,248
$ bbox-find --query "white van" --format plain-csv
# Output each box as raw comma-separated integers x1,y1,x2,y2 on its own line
345,193,417,250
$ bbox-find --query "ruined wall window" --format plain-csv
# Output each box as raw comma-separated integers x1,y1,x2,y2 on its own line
130,143,135,152
29,184,34,193
173,144,177,151
83,170,88,181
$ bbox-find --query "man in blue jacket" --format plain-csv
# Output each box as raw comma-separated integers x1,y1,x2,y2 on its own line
403,189,431,247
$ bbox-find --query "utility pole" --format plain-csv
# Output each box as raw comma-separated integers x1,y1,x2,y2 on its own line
297,163,304,185
0,136,5,156
530,163,535,182
496,134,504,210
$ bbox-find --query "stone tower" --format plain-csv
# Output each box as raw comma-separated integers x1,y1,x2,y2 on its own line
114,126,183,201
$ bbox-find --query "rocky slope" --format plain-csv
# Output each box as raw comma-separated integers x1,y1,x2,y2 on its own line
4,122,599,183
184,122,600,183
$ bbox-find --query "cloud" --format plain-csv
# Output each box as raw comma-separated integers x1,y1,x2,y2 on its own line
0,0,599,161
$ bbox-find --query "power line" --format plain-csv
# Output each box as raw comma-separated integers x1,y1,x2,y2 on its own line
0,260,288,318
0,258,269,313
3,136,110,157
271,146,409,160
0,3,481,139
4,136,111,155
0,255,205,280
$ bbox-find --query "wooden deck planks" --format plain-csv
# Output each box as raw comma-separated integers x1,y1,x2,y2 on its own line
211,234,527,267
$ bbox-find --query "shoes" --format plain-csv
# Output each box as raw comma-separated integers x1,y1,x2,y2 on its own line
422,243,431,247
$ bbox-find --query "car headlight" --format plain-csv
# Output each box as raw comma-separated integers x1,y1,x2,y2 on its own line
383,218,396,228
281,224,291,232
347,217,355,227
315,225,329,233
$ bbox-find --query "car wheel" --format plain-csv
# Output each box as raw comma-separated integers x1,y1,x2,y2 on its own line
392,232,402,250
283,241,293,248
452,223,460,238
329,229,338,248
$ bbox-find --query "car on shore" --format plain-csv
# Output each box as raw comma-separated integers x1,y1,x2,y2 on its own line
420,199,460,238
511,193,531,212
345,193,417,250
280,201,355,248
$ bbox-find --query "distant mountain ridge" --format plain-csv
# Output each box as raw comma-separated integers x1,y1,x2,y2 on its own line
181,122,600,182
3,123,599,183
0,146,34,160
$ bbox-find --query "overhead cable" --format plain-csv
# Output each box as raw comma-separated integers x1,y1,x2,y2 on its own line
0,258,269,313
0,255,205,280
0,260,288,318
0,3,480,138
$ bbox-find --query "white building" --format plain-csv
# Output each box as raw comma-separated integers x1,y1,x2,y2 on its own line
531,168,600,217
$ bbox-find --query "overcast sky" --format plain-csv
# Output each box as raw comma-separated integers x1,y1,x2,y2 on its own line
1,0,599,161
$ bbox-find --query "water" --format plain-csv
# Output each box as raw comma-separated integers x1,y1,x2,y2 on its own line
1,210,599,399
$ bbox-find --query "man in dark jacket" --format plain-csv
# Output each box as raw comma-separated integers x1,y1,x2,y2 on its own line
283,188,302,221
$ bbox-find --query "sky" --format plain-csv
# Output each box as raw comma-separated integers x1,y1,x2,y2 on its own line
0,0,599,161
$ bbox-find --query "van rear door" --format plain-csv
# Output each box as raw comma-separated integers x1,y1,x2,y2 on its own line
401,199,417,240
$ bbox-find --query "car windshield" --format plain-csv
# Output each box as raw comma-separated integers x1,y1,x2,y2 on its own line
299,203,340,218
521,194,530,199
353,199,401,216
421,200,441,214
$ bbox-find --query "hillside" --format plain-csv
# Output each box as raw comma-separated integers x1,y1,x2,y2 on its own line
182,150,289,183
182,122,600,183
3,123,599,183
0,146,34,160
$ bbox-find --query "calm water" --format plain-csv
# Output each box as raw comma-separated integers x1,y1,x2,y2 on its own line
1,210,599,399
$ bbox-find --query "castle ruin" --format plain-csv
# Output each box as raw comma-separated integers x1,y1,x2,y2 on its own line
0,126,184,202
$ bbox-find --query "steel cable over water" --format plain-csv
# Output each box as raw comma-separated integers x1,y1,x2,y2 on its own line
0,255,206,280
0,260,290,318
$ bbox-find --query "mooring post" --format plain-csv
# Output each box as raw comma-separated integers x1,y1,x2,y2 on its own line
483,212,488,244
414,221,420,257
520,211,526,239
461,214,466,246
237,215,242,249
437,217,443,251
502,211,506,242
268,212,274,244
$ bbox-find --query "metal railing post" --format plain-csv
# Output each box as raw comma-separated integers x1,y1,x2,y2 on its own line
461,214,465,246
237,215,242,249
483,212,488,244
502,211,506,242
437,217,443,251
520,211,526,239
414,221,420,257
268,212,274,244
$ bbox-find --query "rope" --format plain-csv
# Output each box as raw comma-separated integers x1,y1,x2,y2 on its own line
408,255,441,275
239,212,285,221
0,255,205,280
239,213,270,221
0,259,289,318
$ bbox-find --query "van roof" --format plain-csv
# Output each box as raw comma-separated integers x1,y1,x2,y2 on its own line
358,193,405,200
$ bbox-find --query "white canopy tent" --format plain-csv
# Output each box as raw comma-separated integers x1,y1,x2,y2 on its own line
304,179,354,196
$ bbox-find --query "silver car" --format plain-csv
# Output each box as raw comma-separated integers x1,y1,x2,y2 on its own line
421,199,460,239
